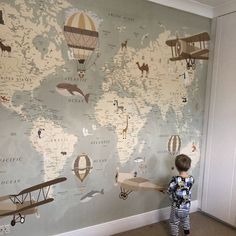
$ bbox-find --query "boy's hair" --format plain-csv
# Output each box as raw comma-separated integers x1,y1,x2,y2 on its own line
175,154,191,172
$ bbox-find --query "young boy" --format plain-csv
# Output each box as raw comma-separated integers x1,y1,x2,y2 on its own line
167,154,194,236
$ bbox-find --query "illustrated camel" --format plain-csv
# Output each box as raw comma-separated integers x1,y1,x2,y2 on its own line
136,62,149,77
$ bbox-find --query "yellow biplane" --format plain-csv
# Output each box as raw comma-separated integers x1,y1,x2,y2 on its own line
166,32,210,70
0,177,66,226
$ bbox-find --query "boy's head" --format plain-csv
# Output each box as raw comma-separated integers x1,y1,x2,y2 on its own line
175,154,191,172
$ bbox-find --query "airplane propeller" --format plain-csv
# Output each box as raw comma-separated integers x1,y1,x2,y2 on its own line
115,168,119,185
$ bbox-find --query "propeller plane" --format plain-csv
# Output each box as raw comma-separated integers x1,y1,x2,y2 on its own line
0,177,66,226
115,169,164,200
166,32,210,70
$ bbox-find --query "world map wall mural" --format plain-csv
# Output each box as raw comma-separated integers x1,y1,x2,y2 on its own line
0,0,211,235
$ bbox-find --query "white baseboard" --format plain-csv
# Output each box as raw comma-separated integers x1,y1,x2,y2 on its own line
56,200,198,236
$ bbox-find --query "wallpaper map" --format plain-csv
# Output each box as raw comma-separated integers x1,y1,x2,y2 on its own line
0,0,211,235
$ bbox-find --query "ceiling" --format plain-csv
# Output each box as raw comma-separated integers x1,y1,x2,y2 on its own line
194,0,235,7
149,0,236,18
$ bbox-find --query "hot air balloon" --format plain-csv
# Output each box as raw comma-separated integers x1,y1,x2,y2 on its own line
168,135,181,156
73,154,93,182
64,12,99,78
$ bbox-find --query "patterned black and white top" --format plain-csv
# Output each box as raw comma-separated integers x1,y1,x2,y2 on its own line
167,175,194,209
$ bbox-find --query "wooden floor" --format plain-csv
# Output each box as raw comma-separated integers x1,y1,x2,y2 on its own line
113,211,236,236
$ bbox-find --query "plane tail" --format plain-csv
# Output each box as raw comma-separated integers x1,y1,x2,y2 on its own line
84,94,90,103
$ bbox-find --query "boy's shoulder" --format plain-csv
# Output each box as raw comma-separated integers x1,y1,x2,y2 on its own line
170,175,194,183
169,175,178,182
187,175,194,183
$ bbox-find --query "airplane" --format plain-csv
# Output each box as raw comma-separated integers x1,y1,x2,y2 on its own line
0,177,66,226
115,169,165,200
166,32,210,70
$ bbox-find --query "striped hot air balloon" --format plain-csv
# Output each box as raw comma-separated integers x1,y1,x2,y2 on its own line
168,135,181,156
64,12,99,78
73,154,93,182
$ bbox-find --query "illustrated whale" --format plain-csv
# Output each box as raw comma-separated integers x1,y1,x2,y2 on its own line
56,83,90,103
80,189,104,203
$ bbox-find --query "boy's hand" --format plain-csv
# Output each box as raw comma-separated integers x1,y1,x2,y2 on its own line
158,187,167,194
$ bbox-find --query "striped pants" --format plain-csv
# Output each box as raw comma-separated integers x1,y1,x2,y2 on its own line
169,206,190,236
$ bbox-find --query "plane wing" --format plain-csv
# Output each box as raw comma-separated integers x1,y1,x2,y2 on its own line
190,48,209,57
192,55,209,60
169,56,186,61
166,32,210,46
121,177,164,191
0,198,54,217
15,177,67,196
182,32,210,43
169,51,209,61
0,195,10,202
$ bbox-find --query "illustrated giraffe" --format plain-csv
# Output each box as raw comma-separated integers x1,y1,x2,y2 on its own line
122,115,130,139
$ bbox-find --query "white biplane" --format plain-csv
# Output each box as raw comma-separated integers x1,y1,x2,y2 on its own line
115,170,164,200
0,177,66,226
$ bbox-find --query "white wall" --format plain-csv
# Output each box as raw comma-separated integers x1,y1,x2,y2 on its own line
55,201,199,236
201,11,236,227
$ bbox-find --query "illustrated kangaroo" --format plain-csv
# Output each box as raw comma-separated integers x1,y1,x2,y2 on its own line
136,62,149,77
0,39,11,55
121,40,128,50
122,115,130,139
113,100,124,113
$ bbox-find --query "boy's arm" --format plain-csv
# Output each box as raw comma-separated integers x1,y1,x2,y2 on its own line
167,176,177,194
188,176,194,190
156,177,177,194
